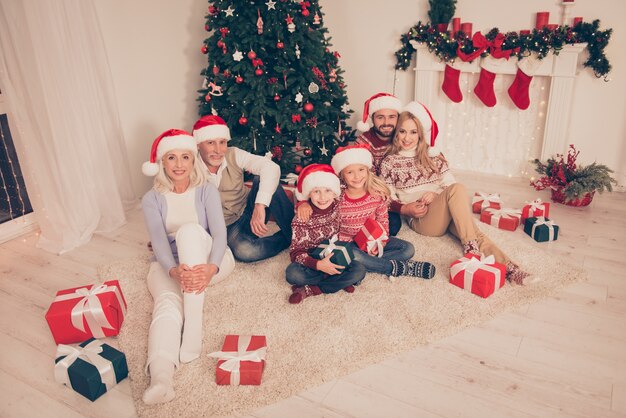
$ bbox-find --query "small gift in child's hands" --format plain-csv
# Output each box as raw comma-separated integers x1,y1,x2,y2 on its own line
353,218,389,257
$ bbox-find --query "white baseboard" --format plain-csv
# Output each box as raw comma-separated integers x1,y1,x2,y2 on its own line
0,212,38,244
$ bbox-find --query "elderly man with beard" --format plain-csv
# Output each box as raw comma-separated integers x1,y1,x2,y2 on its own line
355,92,403,235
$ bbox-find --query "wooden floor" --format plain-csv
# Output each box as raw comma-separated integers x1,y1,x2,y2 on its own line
1,172,625,418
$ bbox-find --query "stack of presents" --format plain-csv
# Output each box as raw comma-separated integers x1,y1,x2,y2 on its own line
449,192,559,299
45,282,270,402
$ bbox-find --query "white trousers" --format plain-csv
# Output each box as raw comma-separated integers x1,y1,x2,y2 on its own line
145,223,235,371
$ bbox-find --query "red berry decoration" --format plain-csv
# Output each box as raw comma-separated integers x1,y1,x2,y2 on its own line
235,76,244,84
304,148,312,156
239,116,248,125
277,41,284,49
303,103,314,113
201,45,208,54
302,9,310,17
248,50,257,60
294,164,303,174
255,68,264,76
274,94,280,101
205,24,211,31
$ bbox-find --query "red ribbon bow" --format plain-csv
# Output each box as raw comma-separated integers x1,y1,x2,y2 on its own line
457,32,518,62
291,114,301,123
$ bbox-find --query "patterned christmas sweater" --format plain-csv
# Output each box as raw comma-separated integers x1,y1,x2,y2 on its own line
338,191,389,241
355,129,391,174
290,200,341,270
379,151,456,213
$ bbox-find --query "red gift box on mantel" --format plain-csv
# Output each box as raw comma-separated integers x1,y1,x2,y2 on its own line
208,335,267,385
45,280,127,345
449,253,506,298
353,218,389,257
472,192,501,214
521,198,550,223
480,207,522,231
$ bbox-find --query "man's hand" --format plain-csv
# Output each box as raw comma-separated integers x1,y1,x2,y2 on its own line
316,253,344,275
296,201,312,222
420,192,436,205
400,201,429,218
250,203,269,237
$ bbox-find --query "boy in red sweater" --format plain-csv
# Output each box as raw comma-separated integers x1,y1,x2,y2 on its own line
286,164,366,304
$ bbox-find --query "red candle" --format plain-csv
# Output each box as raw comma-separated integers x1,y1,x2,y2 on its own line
573,17,583,25
520,30,531,35
460,22,473,37
535,12,549,30
547,23,558,31
452,17,461,33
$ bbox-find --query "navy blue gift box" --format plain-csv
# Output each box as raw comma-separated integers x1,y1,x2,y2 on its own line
54,338,128,401
523,216,559,242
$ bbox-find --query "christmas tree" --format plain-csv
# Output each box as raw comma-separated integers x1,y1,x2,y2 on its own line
198,0,354,174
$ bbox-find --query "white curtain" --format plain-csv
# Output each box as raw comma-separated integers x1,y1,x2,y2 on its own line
438,72,549,178
0,0,136,254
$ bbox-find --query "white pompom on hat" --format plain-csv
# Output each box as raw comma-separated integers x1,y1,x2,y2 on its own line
142,129,197,176
295,163,341,201
192,115,231,144
356,92,402,132
402,101,441,157
330,143,373,175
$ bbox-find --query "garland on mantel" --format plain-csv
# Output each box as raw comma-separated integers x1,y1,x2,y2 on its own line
395,20,612,80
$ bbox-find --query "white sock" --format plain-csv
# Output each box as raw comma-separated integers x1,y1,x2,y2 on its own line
179,291,205,363
143,359,175,405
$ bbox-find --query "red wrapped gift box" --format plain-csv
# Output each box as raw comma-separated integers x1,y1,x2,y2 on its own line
353,218,389,257
472,192,501,214
45,280,127,345
449,253,506,298
521,198,550,223
480,207,521,231
209,335,267,385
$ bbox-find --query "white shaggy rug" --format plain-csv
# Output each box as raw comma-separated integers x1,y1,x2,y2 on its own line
98,224,586,418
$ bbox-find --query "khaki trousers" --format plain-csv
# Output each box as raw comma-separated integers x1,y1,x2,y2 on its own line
408,183,510,265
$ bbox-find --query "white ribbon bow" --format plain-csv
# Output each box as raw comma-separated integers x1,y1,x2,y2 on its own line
281,173,299,186
450,254,503,293
531,217,556,241
472,192,501,209
320,234,338,257
360,224,389,258
52,283,126,338
208,335,267,385
484,208,522,227
54,339,117,392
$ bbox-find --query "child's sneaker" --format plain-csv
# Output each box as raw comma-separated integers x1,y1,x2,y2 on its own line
288,285,322,304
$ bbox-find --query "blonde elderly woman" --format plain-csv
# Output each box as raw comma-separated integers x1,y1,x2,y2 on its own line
140,129,234,404
379,102,529,285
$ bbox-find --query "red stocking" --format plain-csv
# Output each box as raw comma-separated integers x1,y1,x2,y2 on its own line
508,54,542,110
473,56,507,107
441,64,462,103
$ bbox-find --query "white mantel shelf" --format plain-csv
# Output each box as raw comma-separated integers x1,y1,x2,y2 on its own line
413,43,588,160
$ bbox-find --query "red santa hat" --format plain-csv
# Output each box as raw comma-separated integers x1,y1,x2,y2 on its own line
296,163,341,201
330,143,373,175
403,101,440,157
192,115,231,144
142,129,197,176
356,92,402,132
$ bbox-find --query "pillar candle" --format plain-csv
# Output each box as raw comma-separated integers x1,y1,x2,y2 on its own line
572,17,583,25
460,22,472,37
547,23,558,31
535,12,549,30
452,17,461,33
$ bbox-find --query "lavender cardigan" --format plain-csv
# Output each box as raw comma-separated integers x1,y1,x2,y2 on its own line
141,183,227,274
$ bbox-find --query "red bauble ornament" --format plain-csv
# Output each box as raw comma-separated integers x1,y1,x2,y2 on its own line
301,9,310,17
235,76,244,84
304,148,312,156
294,164,303,174
212,65,219,75
205,24,211,31
204,94,211,102
276,41,284,49
274,94,280,101
303,103,314,113
208,5,218,15
248,50,257,60
216,40,224,48
239,116,248,125
255,68,264,76
201,45,208,54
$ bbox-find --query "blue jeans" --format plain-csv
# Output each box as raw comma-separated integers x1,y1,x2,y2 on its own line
285,261,366,294
227,176,294,262
348,237,414,275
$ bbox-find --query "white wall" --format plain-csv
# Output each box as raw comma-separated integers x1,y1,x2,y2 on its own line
95,0,626,195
